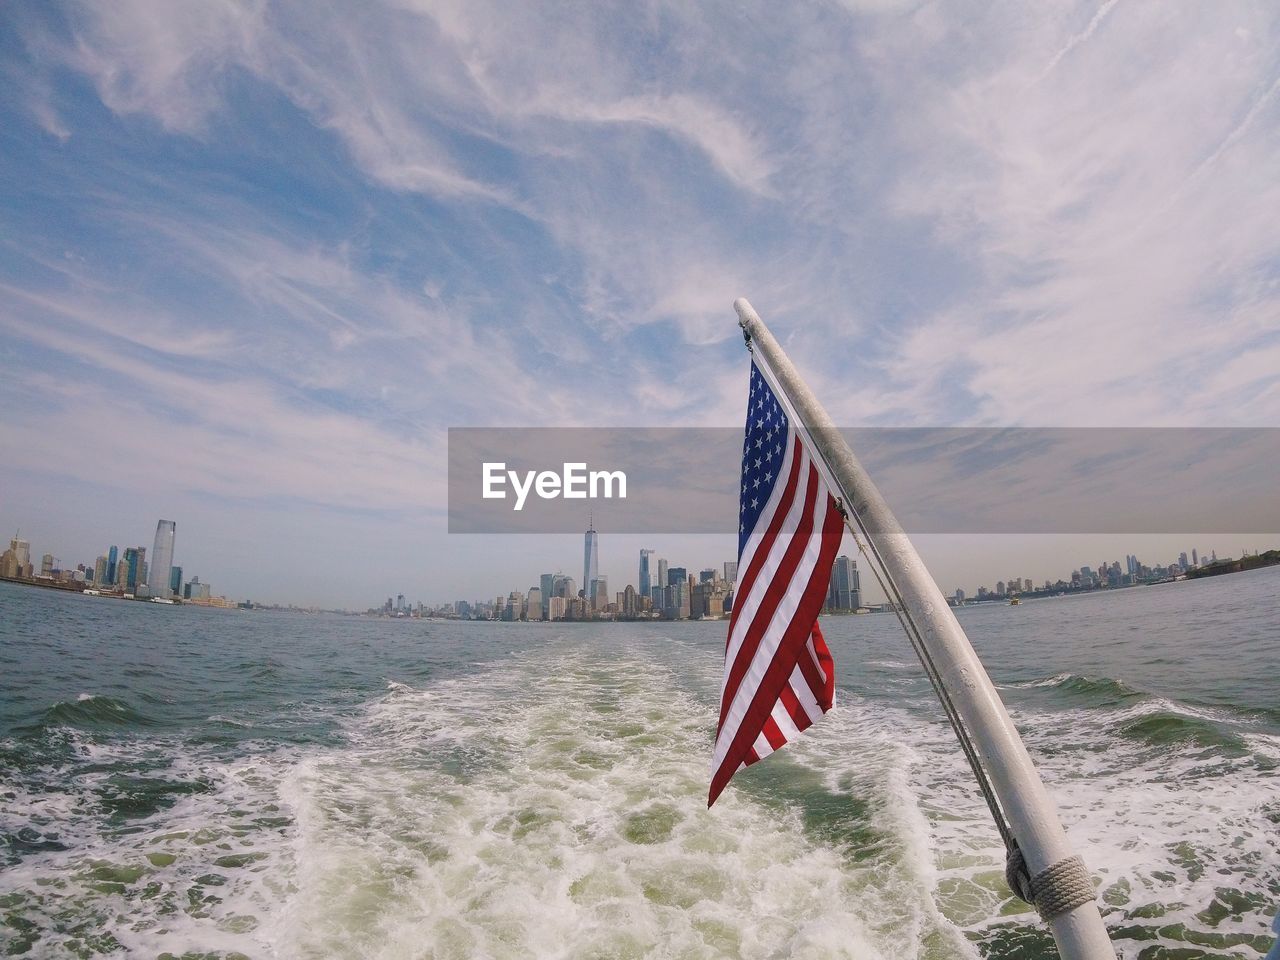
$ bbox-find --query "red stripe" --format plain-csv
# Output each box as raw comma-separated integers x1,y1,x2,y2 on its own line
717,458,820,730
795,621,837,712
778,681,812,731
762,715,786,751
810,621,836,710
723,435,804,653
709,485,840,806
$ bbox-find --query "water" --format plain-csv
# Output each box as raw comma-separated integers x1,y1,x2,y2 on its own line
1,568,1277,959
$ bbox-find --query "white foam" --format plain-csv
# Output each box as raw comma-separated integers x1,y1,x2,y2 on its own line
5,635,1275,958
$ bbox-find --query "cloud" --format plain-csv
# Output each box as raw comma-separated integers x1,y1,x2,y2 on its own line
65,0,266,134
854,1,1280,425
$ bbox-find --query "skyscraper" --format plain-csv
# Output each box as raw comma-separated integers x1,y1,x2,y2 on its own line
826,555,861,612
638,549,655,598
1,536,31,579
540,573,555,620
124,547,140,591
583,518,599,609
106,545,118,585
150,520,176,598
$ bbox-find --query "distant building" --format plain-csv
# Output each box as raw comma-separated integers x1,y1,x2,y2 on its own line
583,521,599,609
1,536,32,579
539,573,555,619
723,560,737,583
527,587,543,621
150,520,176,597
826,555,861,612
124,547,142,591
548,596,566,621
664,579,690,619
638,549,655,598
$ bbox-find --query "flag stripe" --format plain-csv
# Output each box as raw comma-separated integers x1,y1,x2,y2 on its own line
778,681,811,730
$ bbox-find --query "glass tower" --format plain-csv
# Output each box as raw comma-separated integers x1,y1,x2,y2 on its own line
151,520,176,598
638,549,654,598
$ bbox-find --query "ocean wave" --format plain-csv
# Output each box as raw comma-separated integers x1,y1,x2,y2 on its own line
1007,672,1143,702
1116,710,1248,752
38,695,158,731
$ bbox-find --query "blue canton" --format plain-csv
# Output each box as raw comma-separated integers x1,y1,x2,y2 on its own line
739,362,790,558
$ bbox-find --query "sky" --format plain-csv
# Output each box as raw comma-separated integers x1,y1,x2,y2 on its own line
1,1,1278,609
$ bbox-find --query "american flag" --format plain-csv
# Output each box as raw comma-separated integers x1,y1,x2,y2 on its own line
709,358,844,807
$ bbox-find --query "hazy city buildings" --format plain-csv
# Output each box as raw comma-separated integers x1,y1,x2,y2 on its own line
0,520,240,606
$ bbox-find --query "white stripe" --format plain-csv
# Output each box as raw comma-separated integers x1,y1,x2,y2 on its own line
770,699,802,742
712,504,830,769
751,731,774,761
788,665,823,724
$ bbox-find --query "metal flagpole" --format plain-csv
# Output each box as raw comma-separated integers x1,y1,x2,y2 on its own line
734,298,1115,960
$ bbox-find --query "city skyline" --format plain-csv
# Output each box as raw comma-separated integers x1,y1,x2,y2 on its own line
4,514,1277,613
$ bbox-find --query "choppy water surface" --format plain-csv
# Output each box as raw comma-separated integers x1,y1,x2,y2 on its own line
1,568,1277,958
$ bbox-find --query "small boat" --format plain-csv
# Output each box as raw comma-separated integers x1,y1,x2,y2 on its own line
1008,597,1021,605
